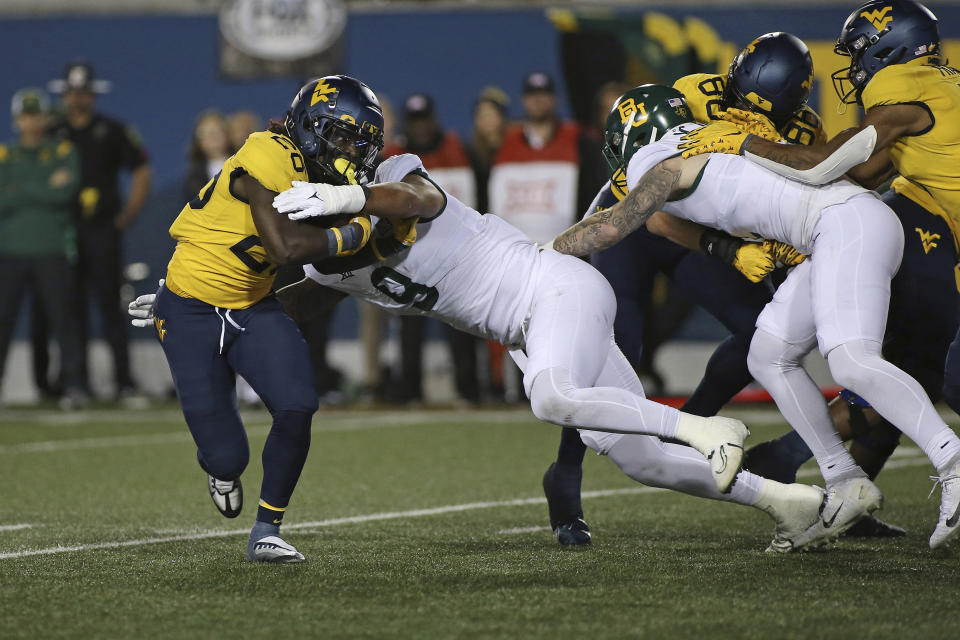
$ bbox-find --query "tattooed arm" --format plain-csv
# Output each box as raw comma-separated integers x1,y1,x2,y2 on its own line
552,155,701,256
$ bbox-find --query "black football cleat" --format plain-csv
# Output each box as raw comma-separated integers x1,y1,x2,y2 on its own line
543,462,591,547
555,518,592,546
742,439,799,484
844,514,907,538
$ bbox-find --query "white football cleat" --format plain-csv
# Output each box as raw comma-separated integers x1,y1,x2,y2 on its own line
676,414,749,493
246,535,305,564
208,475,243,518
929,459,960,549
789,476,883,552
755,481,826,553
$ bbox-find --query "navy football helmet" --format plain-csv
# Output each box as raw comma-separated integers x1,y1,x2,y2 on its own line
284,75,385,185
832,0,941,105
723,32,814,129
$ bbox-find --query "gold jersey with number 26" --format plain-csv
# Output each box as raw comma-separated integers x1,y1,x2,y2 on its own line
672,73,827,145
165,131,308,309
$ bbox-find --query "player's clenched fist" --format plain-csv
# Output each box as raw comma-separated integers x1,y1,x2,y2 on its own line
718,108,783,142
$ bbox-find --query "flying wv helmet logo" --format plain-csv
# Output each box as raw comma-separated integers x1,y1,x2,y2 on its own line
915,227,941,254
860,6,894,31
311,80,339,107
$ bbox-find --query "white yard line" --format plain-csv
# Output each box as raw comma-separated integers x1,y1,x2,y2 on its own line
0,456,934,561
498,526,551,535
0,524,34,532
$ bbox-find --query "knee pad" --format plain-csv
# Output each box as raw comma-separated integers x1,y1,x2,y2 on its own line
827,342,881,393
529,368,576,426
271,410,314,442
746,330,805,381
197,440,249,481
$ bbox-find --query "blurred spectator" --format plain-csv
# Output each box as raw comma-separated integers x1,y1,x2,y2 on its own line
47,61,152,399
381,93,481,405
489,71,580,243
465,86,509,214
578,81,630,216
226,109,261,151
0,88,86,407
183,110,232,202
488,72,581,401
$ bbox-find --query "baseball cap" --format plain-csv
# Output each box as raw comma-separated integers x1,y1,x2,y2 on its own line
523,72,555,94
403,93,435,119
11,88,50,117
48,60,112,94
475,86,510,113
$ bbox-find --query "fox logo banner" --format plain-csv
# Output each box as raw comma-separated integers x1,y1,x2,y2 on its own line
861,6,894,31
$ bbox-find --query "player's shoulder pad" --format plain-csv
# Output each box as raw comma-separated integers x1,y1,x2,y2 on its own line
862,63,924,110
55,140,73,158
783,105,828,146
235,131,308,193
672,73,725,124
374,153,425,185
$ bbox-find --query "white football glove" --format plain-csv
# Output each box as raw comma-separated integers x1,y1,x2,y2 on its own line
128,279,163,328
272,181,367,220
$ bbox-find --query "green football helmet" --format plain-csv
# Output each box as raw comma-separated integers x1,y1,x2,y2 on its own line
601,84,694,184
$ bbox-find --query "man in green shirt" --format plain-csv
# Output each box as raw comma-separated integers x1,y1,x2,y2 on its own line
0,88,86,407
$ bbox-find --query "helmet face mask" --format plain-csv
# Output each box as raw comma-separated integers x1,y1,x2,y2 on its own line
722,32,813,129
284,75,385,185
601,85,693,181
831,0,941,105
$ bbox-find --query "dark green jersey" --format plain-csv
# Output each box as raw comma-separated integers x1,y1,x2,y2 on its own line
0,138,80,257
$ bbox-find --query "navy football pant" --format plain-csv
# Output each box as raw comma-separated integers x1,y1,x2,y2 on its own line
153,285,318,514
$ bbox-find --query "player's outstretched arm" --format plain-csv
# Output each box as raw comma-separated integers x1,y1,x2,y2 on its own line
241,174,371,265
739,103,929,185
551,157,689,257
273,173,444,222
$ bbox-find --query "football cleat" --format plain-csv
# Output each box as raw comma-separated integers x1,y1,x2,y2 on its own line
208,475,243,519
246,534,305,564
929,459,960,549
702,417,749,493
554,519,592,546
542,462,590,546
758,482,825,554
742,439,800,484
788,476,884,551
844,515,906,538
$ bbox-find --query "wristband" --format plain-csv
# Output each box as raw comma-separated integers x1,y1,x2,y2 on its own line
699,228,742,265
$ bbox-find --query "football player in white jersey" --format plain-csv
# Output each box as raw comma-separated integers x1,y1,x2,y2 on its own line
549,84,960,550
270,151,832,552
132,79,830,552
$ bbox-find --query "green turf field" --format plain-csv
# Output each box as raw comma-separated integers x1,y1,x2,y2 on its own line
1,405,958,639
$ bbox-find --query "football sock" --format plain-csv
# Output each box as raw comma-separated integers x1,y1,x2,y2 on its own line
748,329,866,486
827,340,960,473
606,434,761,505
257,409,312,525
555,427,587,468
765,430,813,472
529,367,681,440
682,331,754,417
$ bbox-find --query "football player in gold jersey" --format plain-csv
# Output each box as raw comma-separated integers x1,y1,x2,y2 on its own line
133,75,441,563
679,0,960,548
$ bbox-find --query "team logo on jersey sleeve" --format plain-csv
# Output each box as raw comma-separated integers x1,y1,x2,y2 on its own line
860,6,894,31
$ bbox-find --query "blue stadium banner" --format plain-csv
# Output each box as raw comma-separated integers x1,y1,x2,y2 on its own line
219,0,346,79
